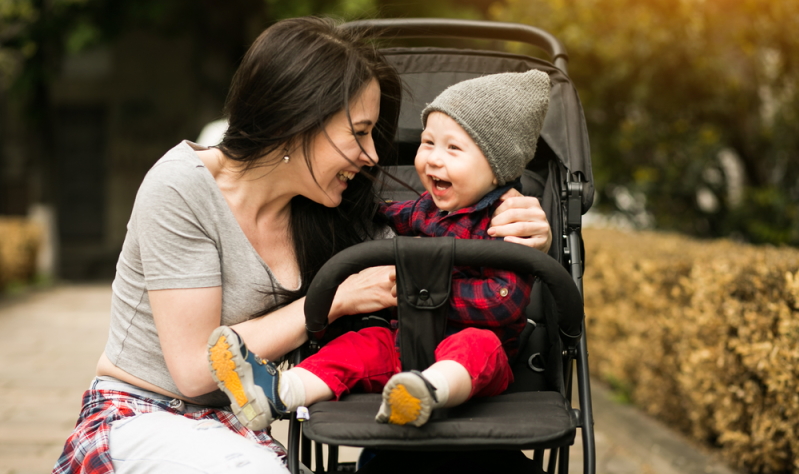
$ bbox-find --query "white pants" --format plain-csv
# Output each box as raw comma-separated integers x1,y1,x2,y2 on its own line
95,377,290,474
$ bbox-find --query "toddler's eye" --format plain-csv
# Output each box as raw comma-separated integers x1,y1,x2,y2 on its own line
448,144,461,151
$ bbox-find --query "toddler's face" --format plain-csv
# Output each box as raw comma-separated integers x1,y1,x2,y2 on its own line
415,112,497,212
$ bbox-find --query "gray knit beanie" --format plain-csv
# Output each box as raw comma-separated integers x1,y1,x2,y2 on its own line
422,70,551,185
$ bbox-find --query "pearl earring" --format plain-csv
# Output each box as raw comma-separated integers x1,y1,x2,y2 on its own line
282,155,290,164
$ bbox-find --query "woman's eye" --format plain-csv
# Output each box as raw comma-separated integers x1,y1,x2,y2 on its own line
355,129,371,137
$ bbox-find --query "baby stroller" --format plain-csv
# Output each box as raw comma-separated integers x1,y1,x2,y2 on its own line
286,18,595,474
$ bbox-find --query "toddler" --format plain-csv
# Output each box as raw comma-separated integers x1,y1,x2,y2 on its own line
207,69,551,430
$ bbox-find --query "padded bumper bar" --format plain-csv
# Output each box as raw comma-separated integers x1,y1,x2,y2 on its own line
304,237,583,342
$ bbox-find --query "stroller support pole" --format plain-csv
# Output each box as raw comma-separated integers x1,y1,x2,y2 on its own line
577,331,595,474
565,180,596,474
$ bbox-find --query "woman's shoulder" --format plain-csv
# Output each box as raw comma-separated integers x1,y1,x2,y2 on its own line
139,141,216,195
146,140,208,179
131,141,223,220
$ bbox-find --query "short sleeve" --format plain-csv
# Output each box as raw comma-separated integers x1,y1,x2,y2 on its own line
132,164,222,290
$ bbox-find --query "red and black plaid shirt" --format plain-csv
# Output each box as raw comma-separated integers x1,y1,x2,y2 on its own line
380,185,533,358
53,389,285,474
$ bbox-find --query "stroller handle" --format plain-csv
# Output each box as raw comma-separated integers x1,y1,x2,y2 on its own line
343,18,569,72
304,238,583,342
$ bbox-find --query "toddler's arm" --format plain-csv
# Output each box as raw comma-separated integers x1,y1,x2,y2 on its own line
378,200,417,236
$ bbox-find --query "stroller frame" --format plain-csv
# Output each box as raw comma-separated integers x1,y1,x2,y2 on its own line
286,18,595,474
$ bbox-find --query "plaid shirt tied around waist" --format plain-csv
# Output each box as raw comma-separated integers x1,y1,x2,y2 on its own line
53,389,286,474
379,184,534,358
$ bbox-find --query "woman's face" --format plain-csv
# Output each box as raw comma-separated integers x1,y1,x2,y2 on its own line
300,78,381,208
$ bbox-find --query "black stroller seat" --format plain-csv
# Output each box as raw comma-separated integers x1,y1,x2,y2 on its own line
285,18,596,474
304,390,576,450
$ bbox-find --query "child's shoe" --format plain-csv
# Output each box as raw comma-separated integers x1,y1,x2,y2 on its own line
207,326,288,430
375,371,439,427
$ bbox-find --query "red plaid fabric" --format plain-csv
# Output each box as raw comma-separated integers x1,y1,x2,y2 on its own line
380,185,533,358
53,389,286,474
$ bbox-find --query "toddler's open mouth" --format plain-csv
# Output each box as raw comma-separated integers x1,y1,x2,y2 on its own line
431,176,452,190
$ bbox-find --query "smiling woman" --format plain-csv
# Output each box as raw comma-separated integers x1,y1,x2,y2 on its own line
53,15,553,474
54,17,403,474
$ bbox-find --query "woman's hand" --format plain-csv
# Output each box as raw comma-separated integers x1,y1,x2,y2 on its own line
488,188,552,252
329,265,397,321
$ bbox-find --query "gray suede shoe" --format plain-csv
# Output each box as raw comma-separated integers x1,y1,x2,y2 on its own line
375,371,439,427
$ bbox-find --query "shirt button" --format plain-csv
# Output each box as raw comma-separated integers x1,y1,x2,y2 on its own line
499,288,509,297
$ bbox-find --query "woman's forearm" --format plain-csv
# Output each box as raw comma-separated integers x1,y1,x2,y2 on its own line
231,297,309,361
151,287,309,398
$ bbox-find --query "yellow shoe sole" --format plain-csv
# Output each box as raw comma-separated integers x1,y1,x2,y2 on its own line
207,326,272,430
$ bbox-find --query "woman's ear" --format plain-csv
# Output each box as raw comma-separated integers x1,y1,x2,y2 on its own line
492,177,498,185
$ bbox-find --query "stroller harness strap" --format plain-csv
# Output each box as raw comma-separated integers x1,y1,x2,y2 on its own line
394,236,454,371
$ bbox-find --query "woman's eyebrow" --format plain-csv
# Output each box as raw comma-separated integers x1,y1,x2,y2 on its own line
353,119,374,126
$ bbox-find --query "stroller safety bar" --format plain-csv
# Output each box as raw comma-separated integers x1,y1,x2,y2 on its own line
342,18,570,72
304,237,584,342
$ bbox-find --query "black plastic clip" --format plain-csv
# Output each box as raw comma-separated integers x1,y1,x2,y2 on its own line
570,408,583,427
566,182,583,229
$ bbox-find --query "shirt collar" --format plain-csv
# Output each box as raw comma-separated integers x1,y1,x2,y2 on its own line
438,179,522,216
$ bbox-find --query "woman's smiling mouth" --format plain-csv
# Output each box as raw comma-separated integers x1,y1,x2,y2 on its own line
337,170,356,182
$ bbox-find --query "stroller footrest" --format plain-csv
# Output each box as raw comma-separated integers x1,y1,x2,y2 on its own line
301,391,577,450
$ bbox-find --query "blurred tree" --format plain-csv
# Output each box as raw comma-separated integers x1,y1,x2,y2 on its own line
0,0,271,209
0,0,490,127
0,0,272,119
491,0,799,245
0,0,493,213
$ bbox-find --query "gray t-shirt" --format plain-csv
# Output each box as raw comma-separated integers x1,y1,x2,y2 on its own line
106,141,293,406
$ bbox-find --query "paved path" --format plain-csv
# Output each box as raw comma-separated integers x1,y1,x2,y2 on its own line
0,284,741,474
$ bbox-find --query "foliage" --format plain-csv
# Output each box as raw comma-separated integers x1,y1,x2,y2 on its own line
0,0,272,97
583,228,799,472
0,216,41,291
0,0,489,106
8,0,796,245
491,0,799,245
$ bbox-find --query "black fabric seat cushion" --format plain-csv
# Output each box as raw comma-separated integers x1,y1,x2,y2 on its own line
301,391,577,451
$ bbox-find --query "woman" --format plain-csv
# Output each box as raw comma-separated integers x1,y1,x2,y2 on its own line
54,16,552,474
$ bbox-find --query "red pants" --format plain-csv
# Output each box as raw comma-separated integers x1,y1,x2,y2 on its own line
297,327,513,400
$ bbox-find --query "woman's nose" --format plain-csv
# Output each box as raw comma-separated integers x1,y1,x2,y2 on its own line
358,137,378,166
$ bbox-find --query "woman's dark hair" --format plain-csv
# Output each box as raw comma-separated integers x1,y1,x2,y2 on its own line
217,16,402,316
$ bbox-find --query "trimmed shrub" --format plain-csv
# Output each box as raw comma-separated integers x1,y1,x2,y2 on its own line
0,217,41,291
584,228,799,473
